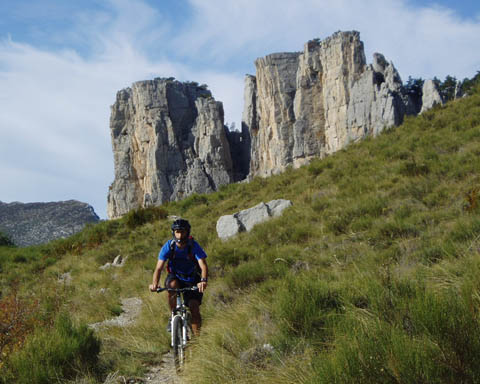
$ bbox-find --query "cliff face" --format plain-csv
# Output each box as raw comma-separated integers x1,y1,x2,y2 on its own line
244,31,416,177
107,31,441,218
0,200,99,247
107,79,235,219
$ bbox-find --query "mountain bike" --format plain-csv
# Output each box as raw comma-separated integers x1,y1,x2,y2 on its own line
156,286,198,371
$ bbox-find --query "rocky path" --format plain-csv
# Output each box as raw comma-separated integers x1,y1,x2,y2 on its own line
91,297,181,384
142,352,180,383
103,352,181,384
90,297,143,330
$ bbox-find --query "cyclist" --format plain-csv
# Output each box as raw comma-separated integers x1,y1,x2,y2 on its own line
149,218,208,336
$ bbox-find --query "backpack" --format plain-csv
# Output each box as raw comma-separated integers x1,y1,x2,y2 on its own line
166,236,200,279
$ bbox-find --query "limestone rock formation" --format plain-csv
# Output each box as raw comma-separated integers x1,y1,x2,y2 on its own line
107,79,235,219
107,31,446,217
243,31,416,177
420,79,444,113
0,200,99,247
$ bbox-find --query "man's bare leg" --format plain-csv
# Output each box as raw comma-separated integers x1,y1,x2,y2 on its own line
168,278,180,311
189,299,201,336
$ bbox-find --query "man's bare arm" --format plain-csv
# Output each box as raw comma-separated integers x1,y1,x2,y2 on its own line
149,259,166,291
197,258,208,293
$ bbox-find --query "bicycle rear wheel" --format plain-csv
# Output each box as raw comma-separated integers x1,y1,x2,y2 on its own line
171,315,185,371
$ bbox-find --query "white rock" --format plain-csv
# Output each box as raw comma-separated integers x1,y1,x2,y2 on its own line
216,200,292,239
421,79,444,113
216,215,243,240
99,263,111,270
236,202,270,232
266,199,292,217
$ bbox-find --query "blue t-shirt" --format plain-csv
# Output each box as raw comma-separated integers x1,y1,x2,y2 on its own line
158,239,207,283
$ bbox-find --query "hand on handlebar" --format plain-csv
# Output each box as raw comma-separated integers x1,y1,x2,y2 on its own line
149,284,158,292
197,281,207,293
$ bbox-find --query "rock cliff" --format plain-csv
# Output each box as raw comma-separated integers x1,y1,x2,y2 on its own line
107,79,236,219
0,200,99,247
243,31,417,177
107,31,442,218
420,79,444,113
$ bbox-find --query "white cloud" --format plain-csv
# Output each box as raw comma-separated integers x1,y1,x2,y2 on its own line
1,0,479,219
0,1,183,219
180,0,480,80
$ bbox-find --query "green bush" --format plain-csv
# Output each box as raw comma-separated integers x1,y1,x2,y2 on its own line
224,259,285,289
5,313,101,384
0,231,14,247
125,206,168,229
177,193,209,213
210,243,253,268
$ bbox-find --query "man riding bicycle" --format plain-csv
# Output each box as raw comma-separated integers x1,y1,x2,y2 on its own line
149,219,208,335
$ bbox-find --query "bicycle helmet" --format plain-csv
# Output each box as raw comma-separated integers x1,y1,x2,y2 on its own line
171,219,191,242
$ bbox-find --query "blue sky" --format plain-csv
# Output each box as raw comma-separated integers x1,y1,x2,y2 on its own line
1,0,479,219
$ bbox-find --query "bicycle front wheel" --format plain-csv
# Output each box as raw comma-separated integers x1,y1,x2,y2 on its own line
171,315,185,371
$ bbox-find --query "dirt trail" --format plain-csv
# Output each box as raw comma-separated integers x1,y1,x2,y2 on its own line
142,351,181,383
94,298,182,384
102,351,181,384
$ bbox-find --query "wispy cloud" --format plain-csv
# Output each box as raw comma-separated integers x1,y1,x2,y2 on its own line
1,0,479,218
179,0,480,79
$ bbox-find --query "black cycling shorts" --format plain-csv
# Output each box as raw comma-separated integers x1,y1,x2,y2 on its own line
164,273,203,306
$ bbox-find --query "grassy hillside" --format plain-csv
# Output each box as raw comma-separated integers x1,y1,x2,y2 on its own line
1,88,480,383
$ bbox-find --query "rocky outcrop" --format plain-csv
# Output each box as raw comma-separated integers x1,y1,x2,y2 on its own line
216,199,292,240
0,200,99,247
243,31,417,177
107,31,446,217
421,79,444,113
107,79,236,219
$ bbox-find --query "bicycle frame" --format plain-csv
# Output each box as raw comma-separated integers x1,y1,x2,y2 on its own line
157,286,197,370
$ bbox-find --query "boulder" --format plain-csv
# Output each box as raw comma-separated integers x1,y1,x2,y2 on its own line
216,215,244,240
236,202,271,232
216,199,292,239
266,199,292,217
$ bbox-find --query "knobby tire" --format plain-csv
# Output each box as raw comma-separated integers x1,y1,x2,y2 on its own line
172,315,184,371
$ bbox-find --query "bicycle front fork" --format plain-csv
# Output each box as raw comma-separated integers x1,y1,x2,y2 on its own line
171,314,187,347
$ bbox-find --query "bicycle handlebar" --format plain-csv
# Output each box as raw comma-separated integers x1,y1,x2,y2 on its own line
156,286,199,293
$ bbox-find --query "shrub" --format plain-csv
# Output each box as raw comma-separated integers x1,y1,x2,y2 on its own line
0,291,40,367
0,232,14,247
125,206,168,229
177,194,208,213
6,313,101,384
210,243,253,268
224,259,284,289
400,159,430,177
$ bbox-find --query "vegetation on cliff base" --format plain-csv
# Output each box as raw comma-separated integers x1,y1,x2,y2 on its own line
0,85,480,383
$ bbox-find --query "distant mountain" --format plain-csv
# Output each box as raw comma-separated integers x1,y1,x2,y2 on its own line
0,200,100,247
